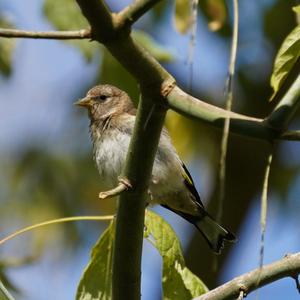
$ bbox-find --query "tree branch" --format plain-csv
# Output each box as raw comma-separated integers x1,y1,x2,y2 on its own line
279,130,300,141
76,2,168,300
73,1,300,300
112,93,166,300
194,253,300,300
116,0,162,28
0,28,91,39
99,180,130,199
166,86,274,141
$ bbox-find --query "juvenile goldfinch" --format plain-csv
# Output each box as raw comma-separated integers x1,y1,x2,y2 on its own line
75,84,236,254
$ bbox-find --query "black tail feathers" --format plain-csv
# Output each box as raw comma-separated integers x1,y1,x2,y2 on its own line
161,205,236,254
195,214,236,254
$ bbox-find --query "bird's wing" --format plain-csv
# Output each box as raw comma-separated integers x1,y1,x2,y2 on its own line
181,162,205,208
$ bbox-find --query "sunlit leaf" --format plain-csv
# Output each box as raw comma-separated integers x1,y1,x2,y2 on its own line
43,0,97,61
132,30,173,62
292,5,300,15
293,5,300,24
199,0,227,31
0,17,15,76
173,0,192,34
270,24,300,101
76,221,114,300
145,210,208,300
0,280,15,300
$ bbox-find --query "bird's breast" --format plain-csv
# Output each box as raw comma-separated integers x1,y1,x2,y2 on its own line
92,129,131,187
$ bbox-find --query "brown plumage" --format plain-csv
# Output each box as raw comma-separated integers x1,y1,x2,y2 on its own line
76,84,236,253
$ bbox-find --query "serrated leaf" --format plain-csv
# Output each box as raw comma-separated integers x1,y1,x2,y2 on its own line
173,0,192,34
0,280,15,300
132,30,173,62
43,0,97,61
199,0,227,31
76,221,114,300
145,210,208,300
0,17,16,76
270,25,300,101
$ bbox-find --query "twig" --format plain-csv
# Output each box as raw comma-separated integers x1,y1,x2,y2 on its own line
0,215,113,245
193,252,300,300
279,130,300,141
217,0,239,224
188,0,199,93
116,0,162,28
293,275,300,293
236,289,245,300
257,152,273,288
99,179,131,199
0,28,91,39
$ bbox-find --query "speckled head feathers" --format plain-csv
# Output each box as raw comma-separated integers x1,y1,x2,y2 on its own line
76,84,136,121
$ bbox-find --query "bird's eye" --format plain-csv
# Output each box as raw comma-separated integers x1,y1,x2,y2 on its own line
99,95,107,101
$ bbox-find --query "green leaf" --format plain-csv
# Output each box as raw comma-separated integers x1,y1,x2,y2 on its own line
76,221,114,300
132,30,173,63
145,210,208,300
292,5,300,15
0,280,15,300
0,17,16,76
173,0,192,34
43,0,97,61
270,24,300,101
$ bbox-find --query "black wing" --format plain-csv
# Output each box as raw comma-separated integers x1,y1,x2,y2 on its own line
181,162,204,209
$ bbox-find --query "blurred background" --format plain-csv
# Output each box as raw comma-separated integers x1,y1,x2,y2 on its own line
1,0,300,299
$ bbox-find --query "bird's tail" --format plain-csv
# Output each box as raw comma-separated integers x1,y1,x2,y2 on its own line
195,214,236,254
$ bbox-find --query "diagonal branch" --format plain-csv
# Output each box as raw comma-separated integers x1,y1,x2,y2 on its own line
0,28,91,39
116,0,162,28
194,252,300,300
166,86,273,140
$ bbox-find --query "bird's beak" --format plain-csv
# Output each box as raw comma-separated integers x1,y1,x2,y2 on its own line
74,97,92,108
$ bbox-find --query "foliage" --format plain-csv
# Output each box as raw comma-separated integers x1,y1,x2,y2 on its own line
43,0,97,61
145,211,208,299
76,221,114,300
76,211,207,300
270,23,300,100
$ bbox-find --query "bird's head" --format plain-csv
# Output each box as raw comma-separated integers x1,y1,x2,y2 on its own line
75,84,135,121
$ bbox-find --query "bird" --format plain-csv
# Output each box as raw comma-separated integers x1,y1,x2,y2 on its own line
75,84,236,253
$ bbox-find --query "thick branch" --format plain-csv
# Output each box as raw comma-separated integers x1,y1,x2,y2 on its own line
194,253,300,300
116,0,162,28
0,28,90,39
112,92,166,300
75,2,169,300
77,0,172,87
166,86,275,141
